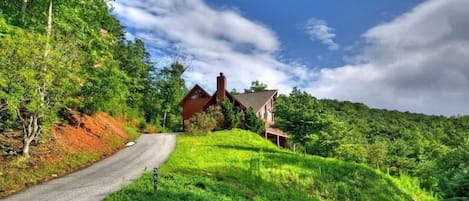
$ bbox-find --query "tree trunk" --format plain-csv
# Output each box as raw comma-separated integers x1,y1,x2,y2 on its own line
45,0,53,58
21,0,28,25
18,110,41,157
162,111,167,129
22,137,32,158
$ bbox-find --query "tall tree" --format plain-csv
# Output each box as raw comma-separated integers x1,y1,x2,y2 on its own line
153,62,187,130
220,99,241,130
274,87,330,152
244,80,268,93
117,39,155,115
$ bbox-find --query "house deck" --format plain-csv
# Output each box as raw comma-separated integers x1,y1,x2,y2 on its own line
264,127,288,148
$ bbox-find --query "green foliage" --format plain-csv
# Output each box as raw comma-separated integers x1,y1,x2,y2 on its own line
105,129,436,201
116,39,155,116
185,111,219,135
206,105,225,130
274,87,330,150
334,144,367,163
244,80,268,93
240,107,265,134
0,27,82,156
149,62,187,131
0,1,163,155
434,137,469,199
124,126,140,141
81,65,130,116
275,90,469,200
367,140,388,170
220,99,241,129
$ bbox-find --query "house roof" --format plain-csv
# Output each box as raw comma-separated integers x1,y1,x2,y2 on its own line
234,90,278,112
202,90,247,110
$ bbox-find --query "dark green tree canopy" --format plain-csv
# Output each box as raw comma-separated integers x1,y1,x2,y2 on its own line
244,80,268,93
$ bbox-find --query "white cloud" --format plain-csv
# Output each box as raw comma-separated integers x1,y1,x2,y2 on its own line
113,0,309,94
305,18,339,50
308,0,469,116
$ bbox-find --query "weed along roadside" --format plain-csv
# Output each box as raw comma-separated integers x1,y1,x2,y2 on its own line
0,112,137,198
105,129,435,201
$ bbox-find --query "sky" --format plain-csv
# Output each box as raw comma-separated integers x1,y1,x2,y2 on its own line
112,0,469,116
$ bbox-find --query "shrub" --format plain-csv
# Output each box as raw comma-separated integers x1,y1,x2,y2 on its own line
241,107,265,134
334,144,367,163
367,140,388,169
220,99,241,129
185,111,219,135
206,105,224,130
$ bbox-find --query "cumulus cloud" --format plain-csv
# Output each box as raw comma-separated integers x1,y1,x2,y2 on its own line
305,18,339,50
112,0,311,93
308,0,469,115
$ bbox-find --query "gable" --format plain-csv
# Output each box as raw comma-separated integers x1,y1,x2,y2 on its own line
180,84,211,106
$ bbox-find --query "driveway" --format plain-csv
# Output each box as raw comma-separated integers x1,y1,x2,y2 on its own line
2,133,177,201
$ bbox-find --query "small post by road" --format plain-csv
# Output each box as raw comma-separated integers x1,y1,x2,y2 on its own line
153,168,159,194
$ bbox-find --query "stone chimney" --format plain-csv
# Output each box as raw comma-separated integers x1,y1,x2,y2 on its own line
216,72,226,101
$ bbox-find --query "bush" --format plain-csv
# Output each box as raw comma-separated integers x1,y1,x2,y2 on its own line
241,107,265,134
220,99,241,129
334,144,367,163
367,140,388,169
185,110,220,135
206,106,224,130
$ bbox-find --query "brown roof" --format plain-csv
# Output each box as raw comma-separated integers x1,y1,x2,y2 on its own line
202,90,247,110
234,90,278,112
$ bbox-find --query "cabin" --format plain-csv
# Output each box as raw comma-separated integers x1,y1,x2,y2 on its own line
180,73,288,147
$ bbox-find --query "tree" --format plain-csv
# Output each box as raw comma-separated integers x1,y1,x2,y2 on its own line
153,62,187,130
240,107,265,134
220,99,241,130
274,88,330,153
117,39,155,116
244,80,268,93
230,88,239,95
0,30,82,157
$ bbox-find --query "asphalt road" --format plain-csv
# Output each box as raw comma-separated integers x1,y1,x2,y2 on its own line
2,133,177,201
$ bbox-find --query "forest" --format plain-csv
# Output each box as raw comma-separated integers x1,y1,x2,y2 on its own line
274,88,468,200
0,0,186,157
0,1,467,200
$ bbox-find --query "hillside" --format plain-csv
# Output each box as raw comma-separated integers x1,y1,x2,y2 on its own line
105,129,435,201
274,90,468,199
0,112,137,197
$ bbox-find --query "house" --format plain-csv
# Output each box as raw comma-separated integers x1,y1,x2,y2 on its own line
180,73,288,147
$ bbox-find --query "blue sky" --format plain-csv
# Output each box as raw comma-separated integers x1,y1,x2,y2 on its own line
206,0,423,68
113,0,469,116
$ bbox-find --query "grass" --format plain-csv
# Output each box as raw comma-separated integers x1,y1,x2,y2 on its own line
124,126,141,141
0,124,139,197
0,150,100,196
105,129,436,201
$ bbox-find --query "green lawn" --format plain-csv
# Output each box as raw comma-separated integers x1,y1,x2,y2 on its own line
105,129,435,201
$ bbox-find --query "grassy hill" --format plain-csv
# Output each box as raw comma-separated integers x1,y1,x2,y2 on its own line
105,129,435,201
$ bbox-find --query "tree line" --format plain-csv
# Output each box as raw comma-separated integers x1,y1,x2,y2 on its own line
0,1,186,157
274,88,468,200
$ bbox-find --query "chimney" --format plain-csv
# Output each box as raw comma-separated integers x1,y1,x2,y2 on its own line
216,72,226,101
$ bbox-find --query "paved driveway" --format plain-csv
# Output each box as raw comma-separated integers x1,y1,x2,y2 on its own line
3,134,176,201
